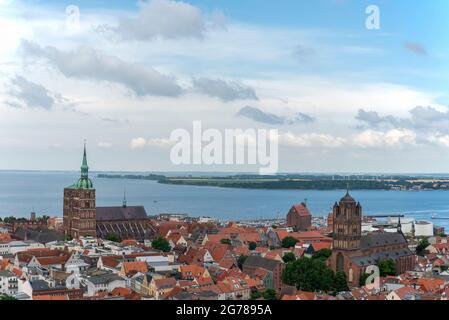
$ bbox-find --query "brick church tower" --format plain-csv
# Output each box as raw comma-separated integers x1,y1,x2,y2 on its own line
329,190,362,276
63,143,96,239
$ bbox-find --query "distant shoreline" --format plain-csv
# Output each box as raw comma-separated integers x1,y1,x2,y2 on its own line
97,173,449,191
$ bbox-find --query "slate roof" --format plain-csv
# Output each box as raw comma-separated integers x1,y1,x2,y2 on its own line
96,206,148,221
360,233,407,250
14,228,65,244
30,280,51,291
243,255,281,272
87,273,124,285
350,248,414,267
0,270,15,277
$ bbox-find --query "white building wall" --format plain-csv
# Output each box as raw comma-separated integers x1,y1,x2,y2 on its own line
415,221,434,237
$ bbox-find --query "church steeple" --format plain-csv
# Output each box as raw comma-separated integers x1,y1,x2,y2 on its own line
73,141,94,189
81,141,89,178
122,189,127,208
332,190,362,251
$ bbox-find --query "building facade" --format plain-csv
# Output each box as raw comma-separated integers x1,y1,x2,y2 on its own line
63,144,97,239
286,202,312,231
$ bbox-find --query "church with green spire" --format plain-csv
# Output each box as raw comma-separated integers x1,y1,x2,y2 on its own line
63,143,97,239
63,143,154,241
71,143,94,190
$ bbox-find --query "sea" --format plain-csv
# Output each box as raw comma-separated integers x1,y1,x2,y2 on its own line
1,171,449,230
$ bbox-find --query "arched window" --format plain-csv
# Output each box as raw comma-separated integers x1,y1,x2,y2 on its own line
337,253,344,273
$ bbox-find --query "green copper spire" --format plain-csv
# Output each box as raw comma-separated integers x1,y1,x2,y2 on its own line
81,142,89,178
73,141,94,189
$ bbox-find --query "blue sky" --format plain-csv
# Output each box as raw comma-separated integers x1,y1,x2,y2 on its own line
0,0,448,172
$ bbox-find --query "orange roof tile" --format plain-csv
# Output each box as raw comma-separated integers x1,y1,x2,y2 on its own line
122,261,148,275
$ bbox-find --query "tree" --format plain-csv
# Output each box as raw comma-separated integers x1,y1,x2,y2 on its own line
37,215,50,222
378,259,396,277
105,233,121,243
0,217,3,222
282,257,335,292
312,248,332,261
3,216,16,224
359,272,372,287
152,236,171,252
282,252,296,263
416,238,430,256
237,255,247,270
250,291,262,300
262,289,277,300
248,242,257,251
333,272,349,292
220,238,232,245
281,236,298,248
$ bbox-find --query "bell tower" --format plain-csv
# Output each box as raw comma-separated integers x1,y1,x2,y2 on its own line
332,190,362,251
63,142,96,239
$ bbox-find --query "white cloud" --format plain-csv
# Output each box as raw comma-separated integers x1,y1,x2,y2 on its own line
19,40,183,97
146,138,175,148
108,0,207,41
6,75,58,109
97,142,113,148
129,137,173,149
130,137,147,149
278,132,346,148
427,133,449,148
352,129,417,148
192,78,258,102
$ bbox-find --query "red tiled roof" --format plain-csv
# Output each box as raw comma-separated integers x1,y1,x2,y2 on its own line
179,265,208,278
417,278,445,293
195,276,214,286
291,203,311,217
311,242,332,251
100,256,122,268
122,261,148,275
154,277,177,290
36,256,69,266
111,287,132,296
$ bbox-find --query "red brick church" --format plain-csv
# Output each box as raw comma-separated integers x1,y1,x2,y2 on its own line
63,144,155,241
328,191,416,286
286,201,312,231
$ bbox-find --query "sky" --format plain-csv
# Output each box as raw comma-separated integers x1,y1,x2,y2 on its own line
0,0,449,173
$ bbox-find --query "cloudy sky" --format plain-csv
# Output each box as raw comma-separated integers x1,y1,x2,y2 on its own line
0,0,448,173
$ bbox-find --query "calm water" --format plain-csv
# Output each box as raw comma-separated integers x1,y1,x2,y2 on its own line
1,171,449,230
